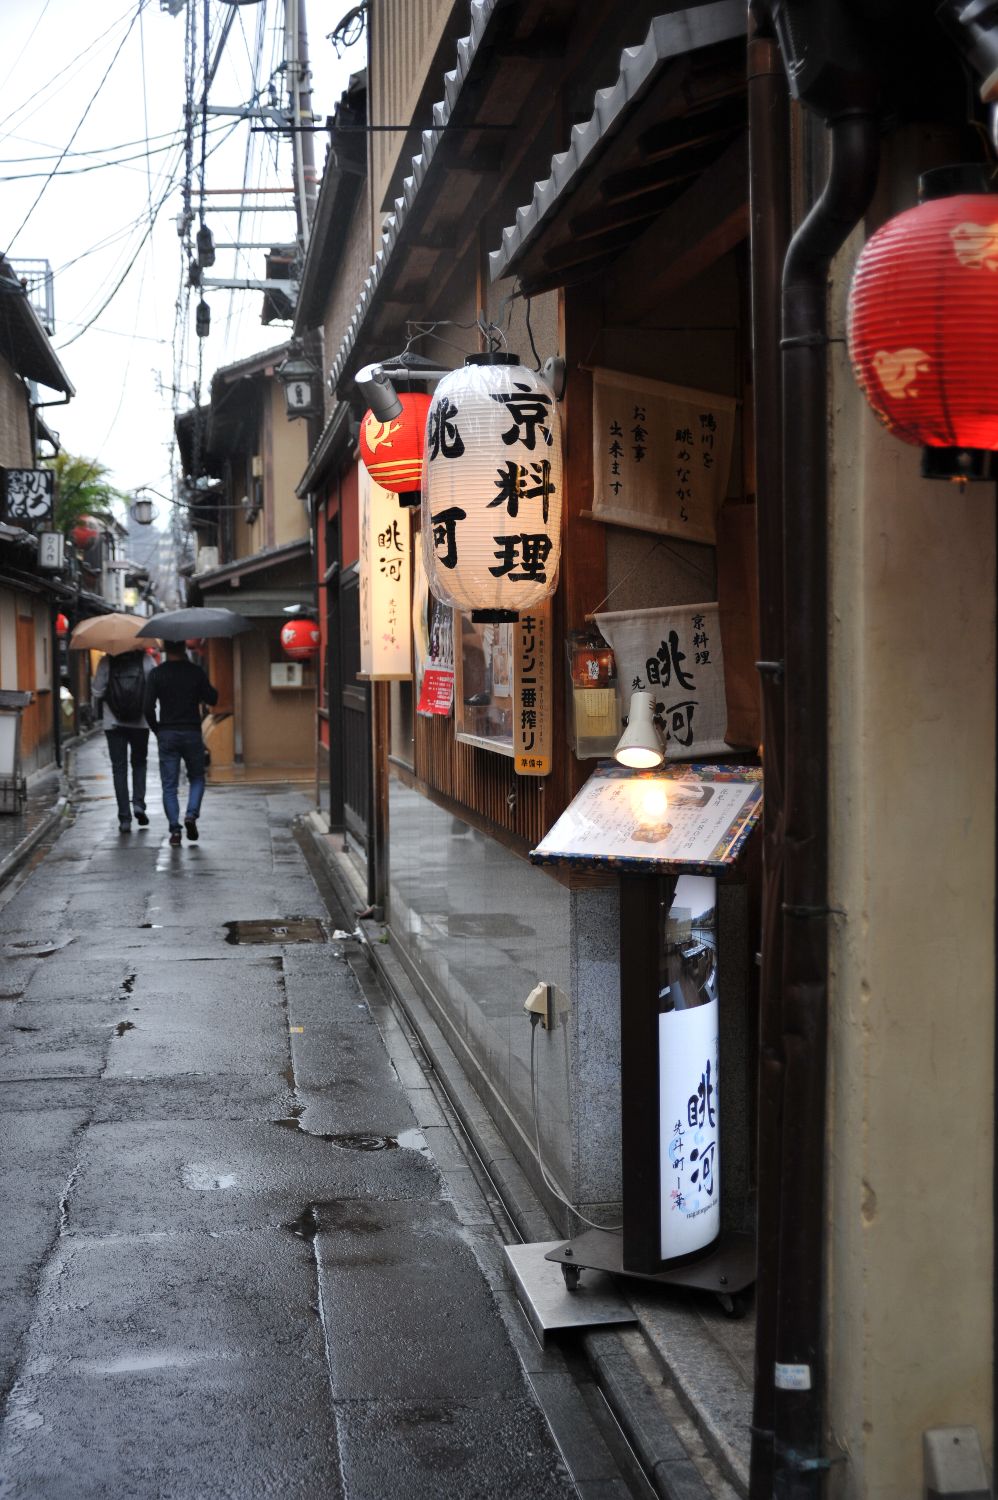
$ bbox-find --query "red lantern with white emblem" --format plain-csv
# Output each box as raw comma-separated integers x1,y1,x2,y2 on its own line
55,613,69,637
848,182,998,452
280,618,320,661
359,392,431,507
71,515,101,549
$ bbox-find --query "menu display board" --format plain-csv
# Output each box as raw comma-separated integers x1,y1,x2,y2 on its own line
530,763,761,874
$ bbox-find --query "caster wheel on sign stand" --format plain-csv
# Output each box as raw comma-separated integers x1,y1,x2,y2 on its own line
561,1263,582,1292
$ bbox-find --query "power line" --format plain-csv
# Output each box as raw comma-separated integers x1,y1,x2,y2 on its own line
0,124,231,182
3,0,148,260
0,0,141,145
58,117,243,350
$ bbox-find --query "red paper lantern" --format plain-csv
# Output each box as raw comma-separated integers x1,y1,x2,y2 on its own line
359,392,431,504
71,515,101,549
280,618,320,660
55,613,69,637
848,193,998,450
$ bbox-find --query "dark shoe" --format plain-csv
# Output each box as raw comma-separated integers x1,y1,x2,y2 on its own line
169,830,182,847
118,820,131,833
135,810,150,827
184,816,199,842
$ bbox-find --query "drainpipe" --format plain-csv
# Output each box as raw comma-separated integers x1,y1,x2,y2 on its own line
746,5,790,1494
774,107,879,1496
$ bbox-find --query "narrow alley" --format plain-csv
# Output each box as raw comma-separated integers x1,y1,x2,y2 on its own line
0,739,636,1499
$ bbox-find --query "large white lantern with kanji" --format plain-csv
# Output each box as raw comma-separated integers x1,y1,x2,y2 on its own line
421,354,563,621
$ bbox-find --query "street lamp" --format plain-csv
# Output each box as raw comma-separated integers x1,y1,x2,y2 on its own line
131,493,158,526
276,350,321,420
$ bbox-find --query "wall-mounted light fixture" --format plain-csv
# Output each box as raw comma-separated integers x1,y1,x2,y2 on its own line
614,689,665,769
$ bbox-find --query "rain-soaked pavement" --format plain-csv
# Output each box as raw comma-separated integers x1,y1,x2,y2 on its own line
0,737,621,1499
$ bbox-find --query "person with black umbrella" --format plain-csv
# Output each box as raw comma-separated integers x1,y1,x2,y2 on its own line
144,642,219,846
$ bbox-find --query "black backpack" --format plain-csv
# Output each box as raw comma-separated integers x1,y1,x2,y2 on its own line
105,653,146,722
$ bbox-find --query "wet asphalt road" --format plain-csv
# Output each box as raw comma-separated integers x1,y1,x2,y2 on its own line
0,739,584,1499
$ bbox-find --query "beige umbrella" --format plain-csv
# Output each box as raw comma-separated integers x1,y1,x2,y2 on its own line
69,614,160,656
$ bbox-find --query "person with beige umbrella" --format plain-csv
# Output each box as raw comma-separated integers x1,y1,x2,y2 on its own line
70,615,160,834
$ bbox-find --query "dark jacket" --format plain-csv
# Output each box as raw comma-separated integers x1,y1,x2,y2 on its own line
144,658,218,734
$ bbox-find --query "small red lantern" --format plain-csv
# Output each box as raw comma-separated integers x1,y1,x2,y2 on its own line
71,515,101,549
359,392,431,506
280,618,320,660
55,613,69,637
848,188,998,451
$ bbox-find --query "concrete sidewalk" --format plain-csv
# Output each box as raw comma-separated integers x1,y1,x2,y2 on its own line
0,736,655,1499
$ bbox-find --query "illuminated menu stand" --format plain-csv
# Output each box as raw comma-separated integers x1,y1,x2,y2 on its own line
530,763,762,1315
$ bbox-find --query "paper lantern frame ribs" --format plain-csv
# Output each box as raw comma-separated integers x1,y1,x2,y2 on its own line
847,166,998,477
421,354,563,623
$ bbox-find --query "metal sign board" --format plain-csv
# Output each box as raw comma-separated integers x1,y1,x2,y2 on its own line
37,531,65,570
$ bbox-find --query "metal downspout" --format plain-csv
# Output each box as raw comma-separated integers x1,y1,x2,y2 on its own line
746,5,790,1492
774,111,879,1496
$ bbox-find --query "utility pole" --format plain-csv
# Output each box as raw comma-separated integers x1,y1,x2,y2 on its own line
285,0,318,253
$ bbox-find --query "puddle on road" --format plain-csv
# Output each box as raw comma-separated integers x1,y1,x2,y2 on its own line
272,1119,430,1158
224,918,326,946
181,1164,238,1191
287,1204,320,1242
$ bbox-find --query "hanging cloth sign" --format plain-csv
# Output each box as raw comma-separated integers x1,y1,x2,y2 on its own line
359,464,412,680
513,599,552,776
591,368,736,544
596,603,728,760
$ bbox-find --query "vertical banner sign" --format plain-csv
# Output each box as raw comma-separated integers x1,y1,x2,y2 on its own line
513,598,551,775
359,464,412,680
658,876,720,1261
591,368,735,544
2,468,54,529
596,603,728,760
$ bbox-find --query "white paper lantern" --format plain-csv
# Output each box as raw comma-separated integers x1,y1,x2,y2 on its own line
421,354,563,621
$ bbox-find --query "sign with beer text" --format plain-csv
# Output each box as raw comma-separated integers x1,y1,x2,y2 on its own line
513,599,551,776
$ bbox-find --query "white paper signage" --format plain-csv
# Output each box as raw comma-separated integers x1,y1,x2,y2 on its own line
359,464,412,680
658,875,720,1261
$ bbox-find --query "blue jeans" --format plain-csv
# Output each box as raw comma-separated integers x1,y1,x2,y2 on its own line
157,728,206,832
105,728,148,822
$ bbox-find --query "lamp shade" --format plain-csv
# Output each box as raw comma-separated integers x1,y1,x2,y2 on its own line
280,617,320,660
615,689,665,769
71,515,101,549
848,192,998,449
55,613,69,637
359,392,431,505
421,355,562,621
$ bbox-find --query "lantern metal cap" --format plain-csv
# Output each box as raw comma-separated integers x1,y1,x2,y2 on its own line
471,608,518,623
464,352,520,367
919,163,995,201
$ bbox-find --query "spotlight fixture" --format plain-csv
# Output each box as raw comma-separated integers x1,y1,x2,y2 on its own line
614,689,666,769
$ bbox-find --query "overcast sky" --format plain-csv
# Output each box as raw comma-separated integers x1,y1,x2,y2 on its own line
2,0,363,520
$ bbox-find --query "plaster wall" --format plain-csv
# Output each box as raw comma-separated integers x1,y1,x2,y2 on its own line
240,628,315,768
0,357,31,467
827,225,995,1492
268,383,309,547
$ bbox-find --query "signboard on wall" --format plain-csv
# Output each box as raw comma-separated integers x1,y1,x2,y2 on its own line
2,467,54,529
596,603,728,760
513,599,551,776
591,368,735,544
359,465,412,681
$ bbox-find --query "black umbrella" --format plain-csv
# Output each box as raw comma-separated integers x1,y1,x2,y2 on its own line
136,607,252,641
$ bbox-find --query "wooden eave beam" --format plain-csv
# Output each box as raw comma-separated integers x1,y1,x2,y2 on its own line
602,134,748,322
